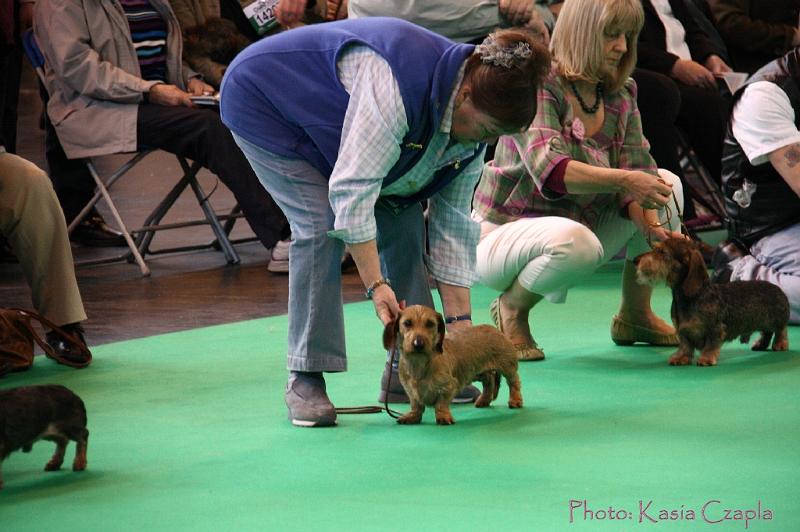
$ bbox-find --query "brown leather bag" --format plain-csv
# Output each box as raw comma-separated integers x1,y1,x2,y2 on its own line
0,308,91,378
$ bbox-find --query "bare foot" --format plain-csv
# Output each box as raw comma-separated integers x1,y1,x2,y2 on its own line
497,298,536,347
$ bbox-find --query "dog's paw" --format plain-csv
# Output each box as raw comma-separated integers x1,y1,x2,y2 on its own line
668,353,692,366
508,399,523,409
773,339,789,351
435,413,455,425
44,460,63,472
474,396,492,408
397,413,422,425
73,458,87,471
696,355,718,366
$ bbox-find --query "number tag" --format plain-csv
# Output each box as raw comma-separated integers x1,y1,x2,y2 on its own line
242,0,280,35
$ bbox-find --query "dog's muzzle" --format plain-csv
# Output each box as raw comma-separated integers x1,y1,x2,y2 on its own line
411,336,427,351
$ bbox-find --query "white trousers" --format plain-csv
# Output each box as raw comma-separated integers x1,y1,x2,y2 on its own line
476,169,683,303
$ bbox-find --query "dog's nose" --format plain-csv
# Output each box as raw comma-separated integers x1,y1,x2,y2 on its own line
412,336,426,350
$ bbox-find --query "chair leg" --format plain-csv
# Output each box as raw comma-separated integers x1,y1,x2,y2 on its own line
187,173,240,265
85,160,150,276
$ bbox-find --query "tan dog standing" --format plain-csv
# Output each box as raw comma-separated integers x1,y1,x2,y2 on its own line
382,305,523,425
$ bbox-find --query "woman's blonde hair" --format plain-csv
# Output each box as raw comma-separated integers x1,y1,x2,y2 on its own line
549,0,644,93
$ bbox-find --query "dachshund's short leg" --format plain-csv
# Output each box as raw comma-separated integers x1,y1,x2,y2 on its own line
70,428,89,471
772,327,789,351
45,436,68,471
669,336,695,366
751,331,774,351
503,370,523,409
397,399,425,425
434,398,455,425
475,372,496,408
697,344,721,366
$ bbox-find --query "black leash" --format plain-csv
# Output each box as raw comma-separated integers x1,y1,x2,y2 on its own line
334,347,402,419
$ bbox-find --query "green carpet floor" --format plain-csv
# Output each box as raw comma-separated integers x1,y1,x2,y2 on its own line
1,262,798,531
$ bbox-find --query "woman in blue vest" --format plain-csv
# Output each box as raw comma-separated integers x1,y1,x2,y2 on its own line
221,18,549,427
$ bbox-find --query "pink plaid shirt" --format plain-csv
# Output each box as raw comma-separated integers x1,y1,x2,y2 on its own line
473,69,658,228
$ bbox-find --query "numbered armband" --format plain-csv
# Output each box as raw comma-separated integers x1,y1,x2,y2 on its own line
242,0,280,35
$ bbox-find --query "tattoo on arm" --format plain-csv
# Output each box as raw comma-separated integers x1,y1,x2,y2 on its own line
783,144,800,168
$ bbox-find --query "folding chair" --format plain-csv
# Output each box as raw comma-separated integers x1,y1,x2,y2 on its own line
22,29,243,276
677,132,728,227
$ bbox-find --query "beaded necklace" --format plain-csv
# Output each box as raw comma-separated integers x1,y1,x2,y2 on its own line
568,80,604,114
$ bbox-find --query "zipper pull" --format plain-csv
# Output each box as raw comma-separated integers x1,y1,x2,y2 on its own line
405,142,423,150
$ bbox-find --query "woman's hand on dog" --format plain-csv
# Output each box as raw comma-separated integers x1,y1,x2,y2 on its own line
372,283,401,326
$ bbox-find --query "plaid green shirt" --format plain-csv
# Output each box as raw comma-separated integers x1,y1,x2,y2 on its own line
473,70,658,228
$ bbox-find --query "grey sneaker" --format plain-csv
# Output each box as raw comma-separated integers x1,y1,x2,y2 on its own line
377,363,480,404
285,372,337,427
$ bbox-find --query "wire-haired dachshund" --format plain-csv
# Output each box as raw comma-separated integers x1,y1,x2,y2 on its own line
0,385,88,489
383,305,523,425
635,238,789,366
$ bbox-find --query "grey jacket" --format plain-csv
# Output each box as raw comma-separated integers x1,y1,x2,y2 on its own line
34,0,195,158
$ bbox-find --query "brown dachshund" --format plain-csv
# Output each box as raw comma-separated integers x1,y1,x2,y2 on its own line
0,385,88,489
382,305,523,425
635,238,790,366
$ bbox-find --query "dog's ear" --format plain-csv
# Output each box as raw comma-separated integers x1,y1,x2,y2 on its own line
435,312,446,353
681,247,709,298
382,315,400,351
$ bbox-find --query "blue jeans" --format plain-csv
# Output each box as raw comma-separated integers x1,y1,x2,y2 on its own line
732,222,800,324
232,134,434,372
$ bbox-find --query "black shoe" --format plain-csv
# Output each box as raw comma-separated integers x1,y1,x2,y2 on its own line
70,212,127,247
45,323,92,368
710,240,747,284
378,363,480,404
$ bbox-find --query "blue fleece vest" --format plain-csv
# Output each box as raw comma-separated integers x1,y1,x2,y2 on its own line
220,17,482,205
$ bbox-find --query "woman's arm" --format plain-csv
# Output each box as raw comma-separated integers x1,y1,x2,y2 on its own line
562,161,672,209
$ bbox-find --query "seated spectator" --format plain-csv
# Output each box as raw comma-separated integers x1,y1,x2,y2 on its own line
0,149,92,367
637,0,732,184
275,0,348,27
33,0,289,254
1,0,33,155
473,0,685,360
169,0,259,88
347,0,558,43
714,48,800,323
709,0,800,74
221,19,550,426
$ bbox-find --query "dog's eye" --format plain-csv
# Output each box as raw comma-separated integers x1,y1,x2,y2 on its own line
425,320,436,328
402,319,413,328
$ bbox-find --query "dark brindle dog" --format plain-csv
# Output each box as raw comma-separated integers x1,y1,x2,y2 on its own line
635,238,789,366
0,385,88,489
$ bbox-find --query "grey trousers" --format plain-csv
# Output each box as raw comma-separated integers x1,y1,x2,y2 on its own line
732,222,800,324
233,135,433,372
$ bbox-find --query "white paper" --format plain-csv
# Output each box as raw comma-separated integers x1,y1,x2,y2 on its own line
720,72,748,94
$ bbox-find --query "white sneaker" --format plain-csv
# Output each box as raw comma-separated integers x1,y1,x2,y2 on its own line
267,239,291,273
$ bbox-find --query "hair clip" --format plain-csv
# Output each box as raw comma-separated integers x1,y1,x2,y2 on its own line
475,35,532,68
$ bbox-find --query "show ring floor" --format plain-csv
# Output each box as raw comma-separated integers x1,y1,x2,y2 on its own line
1,262,798,531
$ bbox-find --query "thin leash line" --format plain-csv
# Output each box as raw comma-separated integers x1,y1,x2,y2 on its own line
334,346,402,419
646,188,688,248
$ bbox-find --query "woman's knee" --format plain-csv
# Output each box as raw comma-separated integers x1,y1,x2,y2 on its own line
550,222,605,270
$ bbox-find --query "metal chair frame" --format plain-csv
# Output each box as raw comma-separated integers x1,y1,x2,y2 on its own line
23,29,244,276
